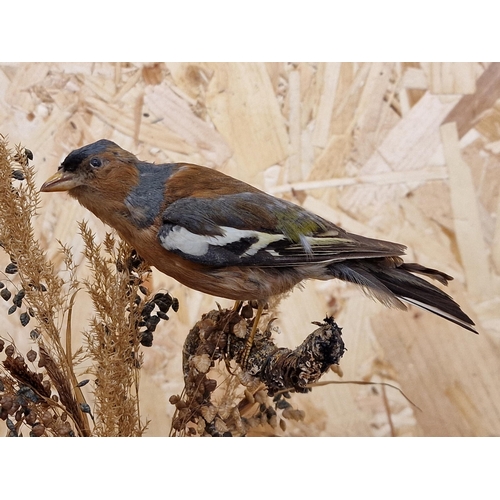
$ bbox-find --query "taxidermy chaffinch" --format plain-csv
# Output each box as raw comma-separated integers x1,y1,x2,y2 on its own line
41,139,477,359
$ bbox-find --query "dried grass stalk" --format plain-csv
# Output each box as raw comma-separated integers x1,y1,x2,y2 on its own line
0,136,167,436
80,224,150,436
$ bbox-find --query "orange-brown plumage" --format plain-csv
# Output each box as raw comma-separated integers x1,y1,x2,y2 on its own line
40,139,477,336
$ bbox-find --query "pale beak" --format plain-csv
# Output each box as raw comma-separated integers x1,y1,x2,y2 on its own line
40,171,81,192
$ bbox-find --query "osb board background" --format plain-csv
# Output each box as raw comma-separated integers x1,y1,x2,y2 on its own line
0,62,499,437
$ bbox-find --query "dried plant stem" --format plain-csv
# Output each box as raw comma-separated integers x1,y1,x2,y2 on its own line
80,223,148,437
0,136,89,435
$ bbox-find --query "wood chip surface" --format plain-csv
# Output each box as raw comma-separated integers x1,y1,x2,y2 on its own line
1,62,498,436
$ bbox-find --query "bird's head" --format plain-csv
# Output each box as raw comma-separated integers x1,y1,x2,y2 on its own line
40,139,139,197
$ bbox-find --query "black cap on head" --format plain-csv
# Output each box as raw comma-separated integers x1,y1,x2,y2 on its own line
61,140,120,172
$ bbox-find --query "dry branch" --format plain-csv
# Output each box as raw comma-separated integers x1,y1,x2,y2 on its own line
172,305,345,436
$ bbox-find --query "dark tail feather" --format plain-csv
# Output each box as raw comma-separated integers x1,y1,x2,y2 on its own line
329,261,477,333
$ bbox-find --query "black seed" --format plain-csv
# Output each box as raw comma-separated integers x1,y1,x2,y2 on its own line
25,148,33,160
1,288,11,301
6,418,16,432
76,379,90,387
172,298,179,312
157,311,169,321
145,315,160,332
155,297,172,313
5,263,17,274
30,328,40,340
0,282,4,289
17,386,38,403
139,285,149,295
140,330,153,347
20,312,30,326
29,282,47,292
275,399,292,410
141,302,155,317
13,290,25,307
7,304,17,315
12,170,25,181
80,403,91,414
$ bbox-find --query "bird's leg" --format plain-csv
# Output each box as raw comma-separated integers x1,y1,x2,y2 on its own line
240,304,263,369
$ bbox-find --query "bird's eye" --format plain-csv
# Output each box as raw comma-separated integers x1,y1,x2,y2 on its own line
90,158,102,168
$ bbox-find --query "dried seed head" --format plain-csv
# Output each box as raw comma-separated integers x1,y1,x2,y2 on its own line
9,400,20,415
6,417,16,432
157,311,169,321
168,394,181,405
30,423,45,437
14,355,26,370
200,404,218,423
25,411,37,425
12,170,25,181
141,302,155,317
140,330,153,347
41,411,53,426
30,328,40,340
275,399,291,410
80,403,92,415
26,349,37,362
240,303,254,319
5,263,18,274
20,312,30,326
58,421,72,436
192,353,211,374
232,319,247,339
214,417,229,434
145,315,160,332
171,298,179,312
1,395,14,412
175,400,187,410
279,418,287,432
204,378,217,393
254,390,268,404
269,415,279,427
13,289,25,307
281,409,305,422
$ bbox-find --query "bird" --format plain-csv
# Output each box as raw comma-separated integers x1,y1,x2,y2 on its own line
40,139,477,365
